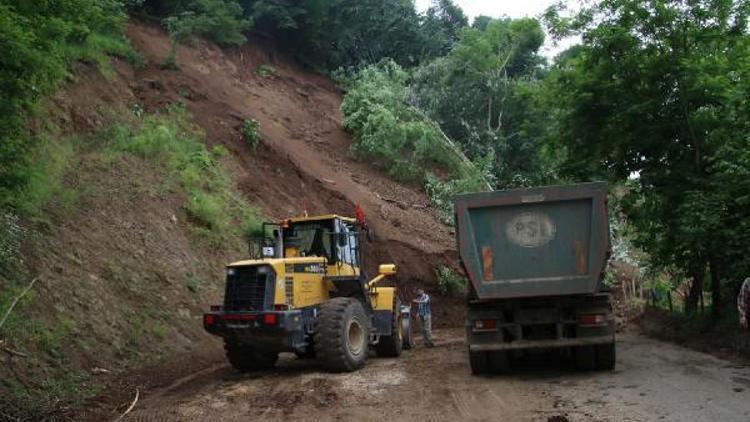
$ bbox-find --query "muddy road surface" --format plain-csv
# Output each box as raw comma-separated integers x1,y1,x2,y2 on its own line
111,330,749,422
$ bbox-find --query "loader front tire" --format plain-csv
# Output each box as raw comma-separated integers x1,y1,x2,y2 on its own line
314,297,370,372
376,297,403,357
224,341,278,373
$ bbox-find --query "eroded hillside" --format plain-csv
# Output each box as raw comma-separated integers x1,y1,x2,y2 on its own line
121,20,463,321
1,20,460,419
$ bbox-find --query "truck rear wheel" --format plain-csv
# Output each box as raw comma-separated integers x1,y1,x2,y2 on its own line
469,350,490,375
224,341,278,373
376,297,403,357
489,351,510,373
575,345,596,371
314,297,370,372
595,342,616,370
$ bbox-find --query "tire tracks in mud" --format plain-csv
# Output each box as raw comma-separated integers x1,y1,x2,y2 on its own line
115,331,750,422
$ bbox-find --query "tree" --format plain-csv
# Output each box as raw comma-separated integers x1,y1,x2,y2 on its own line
545,0,750,316
412,18,553,187
472,15,494,31
161,0,250,47
420,0,469,57
240,0,429,69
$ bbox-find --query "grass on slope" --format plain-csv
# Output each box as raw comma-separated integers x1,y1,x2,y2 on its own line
1,102,263,419
104,102,263,244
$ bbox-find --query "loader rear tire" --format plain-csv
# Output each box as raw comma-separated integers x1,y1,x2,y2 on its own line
469,350,489,375
224,341,278,373
314,297,370,372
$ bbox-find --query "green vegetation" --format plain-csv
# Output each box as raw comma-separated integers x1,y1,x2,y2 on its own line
187,275,202,293
341,61,469,183
0,212,25,280
104,103,263,244
412,18,554,188
255,64,280,78
336,0,750,321
339,17,552,214
242,118,261,149
16,137,79,220
162,0,251,67
340,60,493,216
0,283,94,417
145,0,251,46
244,0,441,69
0,0,135,212
542,0,750,317
435,265,466,296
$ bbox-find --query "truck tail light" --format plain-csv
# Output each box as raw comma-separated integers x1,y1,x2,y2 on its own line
274,304,289,311
579,313,606,326
203,314,215,327
473,319,497,331
210,305,223,312
264,313,277,325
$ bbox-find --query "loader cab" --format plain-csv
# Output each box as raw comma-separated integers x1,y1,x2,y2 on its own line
273,215,361,273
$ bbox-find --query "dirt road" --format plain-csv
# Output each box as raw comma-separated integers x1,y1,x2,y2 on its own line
112,330,750,422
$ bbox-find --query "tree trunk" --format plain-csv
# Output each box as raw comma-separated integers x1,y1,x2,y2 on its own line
685,266,704,314
708,255,721,319
668,290,673,312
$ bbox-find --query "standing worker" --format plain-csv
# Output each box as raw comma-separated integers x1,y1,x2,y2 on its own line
739,278,750,330
413,289,435,347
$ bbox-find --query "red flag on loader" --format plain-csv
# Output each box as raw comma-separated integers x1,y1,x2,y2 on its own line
355,203,366,227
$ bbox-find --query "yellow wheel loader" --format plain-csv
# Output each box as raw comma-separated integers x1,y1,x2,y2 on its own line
203,214,413,372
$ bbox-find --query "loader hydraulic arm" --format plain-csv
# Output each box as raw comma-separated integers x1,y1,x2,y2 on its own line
367,264,397,289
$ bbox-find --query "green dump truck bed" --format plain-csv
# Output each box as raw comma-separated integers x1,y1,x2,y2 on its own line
453,182,610,300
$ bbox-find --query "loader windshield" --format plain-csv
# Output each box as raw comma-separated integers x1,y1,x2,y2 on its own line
284,221,332,259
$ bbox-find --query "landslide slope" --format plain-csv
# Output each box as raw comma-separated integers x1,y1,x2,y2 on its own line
125,22,454,256
123,21,461,316
1,20,460,419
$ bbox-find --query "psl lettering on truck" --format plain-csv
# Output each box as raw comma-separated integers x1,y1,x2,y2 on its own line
505,212,556,248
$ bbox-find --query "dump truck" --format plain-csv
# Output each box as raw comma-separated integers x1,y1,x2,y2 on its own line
453,182,615,374
203,214,413,373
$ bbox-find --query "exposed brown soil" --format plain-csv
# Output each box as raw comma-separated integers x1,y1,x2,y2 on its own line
2,19,466,420
125,22,453,253
121,20,465,321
